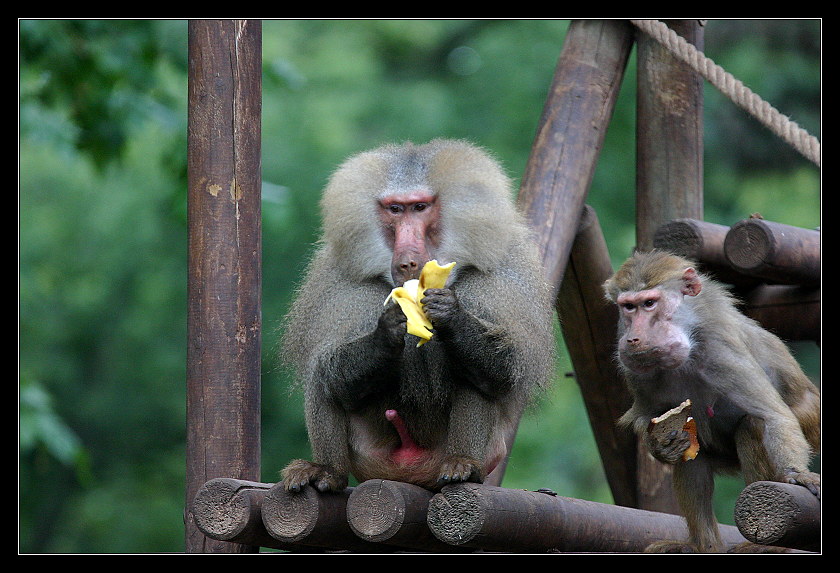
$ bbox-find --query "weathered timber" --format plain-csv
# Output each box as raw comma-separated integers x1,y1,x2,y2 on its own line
192,478,294,551
261,482,382,552
517,19,634,299
557,205,636,508
654,218,728,263
636,20,704,250
347,479,467,552
741,285,820,344
734,481,821,552
653,218,759,288
185,19,262,554
499,18,633,489
426,482,747,553
724,218,820,286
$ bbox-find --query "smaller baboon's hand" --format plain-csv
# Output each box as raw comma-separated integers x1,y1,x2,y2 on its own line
647,429,692,465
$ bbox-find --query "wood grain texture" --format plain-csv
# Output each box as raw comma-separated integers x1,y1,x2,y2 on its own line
185,19,262,553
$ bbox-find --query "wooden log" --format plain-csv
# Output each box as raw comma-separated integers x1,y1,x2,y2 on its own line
734,481,821,552
741,284,820,343
557,205,637,508
426,482,747,553
261,482,381,552
517,19,634,299
724,218,820,286
636,20,704,250
653,218,729,263
185,19,262,554
192,478,294,551
653,218,759,288
347,479,466,552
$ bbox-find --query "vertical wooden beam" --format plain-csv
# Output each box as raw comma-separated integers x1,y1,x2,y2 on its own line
185,19,262,553
634,19,704,514
518,19,634,297
636,19,704,250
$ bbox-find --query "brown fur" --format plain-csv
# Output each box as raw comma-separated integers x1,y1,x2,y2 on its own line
280,140,556,493
604,249,695,299
605,250,820,552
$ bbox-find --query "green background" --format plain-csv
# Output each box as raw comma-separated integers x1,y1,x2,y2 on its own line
19,19,820,552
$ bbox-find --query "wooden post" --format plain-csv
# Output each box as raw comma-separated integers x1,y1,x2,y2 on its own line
653,219,730,264
517,19,634,298
185,19,262,553
494,19,633,490
634,19,704,515
742,285,820,344
636,19,704,250
557,205,636,508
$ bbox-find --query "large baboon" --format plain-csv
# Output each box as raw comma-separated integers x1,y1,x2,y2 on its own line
280,139,556,493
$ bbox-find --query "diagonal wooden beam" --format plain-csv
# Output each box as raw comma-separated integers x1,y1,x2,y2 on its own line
517,19,634,299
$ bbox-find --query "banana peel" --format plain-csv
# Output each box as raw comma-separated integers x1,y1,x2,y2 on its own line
385,260,456,346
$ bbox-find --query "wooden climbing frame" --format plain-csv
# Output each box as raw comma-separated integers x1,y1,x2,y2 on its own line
184,19,820,553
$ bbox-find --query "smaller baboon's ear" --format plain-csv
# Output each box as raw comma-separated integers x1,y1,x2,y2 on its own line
681,267,702,297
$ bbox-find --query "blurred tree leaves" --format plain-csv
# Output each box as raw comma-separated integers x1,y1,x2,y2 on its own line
19,19,819,553
21,20,189,550
20,376,88,474
20,20,188,169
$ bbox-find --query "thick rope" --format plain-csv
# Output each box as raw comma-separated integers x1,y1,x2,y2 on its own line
631,19,820,167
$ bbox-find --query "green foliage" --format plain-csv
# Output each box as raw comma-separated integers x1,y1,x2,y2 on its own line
20,376,89,476
20,19,820,552
20,20,187,168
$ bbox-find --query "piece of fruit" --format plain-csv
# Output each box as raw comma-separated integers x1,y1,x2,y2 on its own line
682,417,700,461
648,399,700,461
385,260,456,346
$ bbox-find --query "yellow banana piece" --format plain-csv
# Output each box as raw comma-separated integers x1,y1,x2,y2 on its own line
384,260,456,346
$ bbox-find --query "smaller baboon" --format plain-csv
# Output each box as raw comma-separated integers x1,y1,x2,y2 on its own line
604,250,820,553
